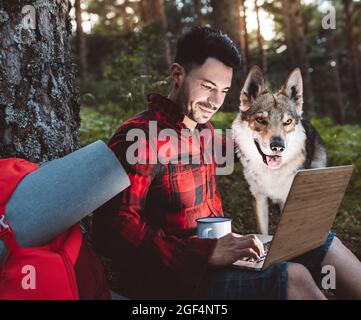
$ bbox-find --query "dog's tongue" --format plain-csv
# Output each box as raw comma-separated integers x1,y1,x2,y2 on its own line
266,155,282,169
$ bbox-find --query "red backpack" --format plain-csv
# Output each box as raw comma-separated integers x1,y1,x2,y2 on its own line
0,158,83,300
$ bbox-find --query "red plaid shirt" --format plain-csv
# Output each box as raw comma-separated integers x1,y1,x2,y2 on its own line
94,93,228,299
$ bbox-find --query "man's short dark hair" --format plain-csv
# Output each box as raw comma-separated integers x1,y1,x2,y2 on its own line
174,26,241,72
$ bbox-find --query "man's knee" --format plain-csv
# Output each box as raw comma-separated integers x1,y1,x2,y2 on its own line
326,236,348,257
324,235,356,266
331,236,342,247
287,262,325,299
288,262,314,286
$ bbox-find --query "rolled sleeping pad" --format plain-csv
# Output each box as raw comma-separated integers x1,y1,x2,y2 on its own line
0,140,130,260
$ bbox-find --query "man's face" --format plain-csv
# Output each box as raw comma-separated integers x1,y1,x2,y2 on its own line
174,57,233,124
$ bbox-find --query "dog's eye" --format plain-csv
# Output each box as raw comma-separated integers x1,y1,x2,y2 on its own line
284,119,293,125
256,117,267,125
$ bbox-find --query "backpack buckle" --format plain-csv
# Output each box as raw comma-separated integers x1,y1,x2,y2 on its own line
0,215,9,230
0,215,11,237
0,215,19,250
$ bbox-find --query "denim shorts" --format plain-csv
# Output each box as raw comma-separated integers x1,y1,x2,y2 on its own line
197,232,336,300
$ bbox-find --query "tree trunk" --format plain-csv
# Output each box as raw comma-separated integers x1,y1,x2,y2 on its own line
139,0,151,25
255,0,266,71
281,0,315,115
328,36,345,124
211,0,243,112
332,62,346,124
343,0,361,116
120,0,133,33
0,0,80,163
75,0,87,76
151,0,172,66
194,0,204,26
281,0,297,67
238,0,249,74
211,0,241,50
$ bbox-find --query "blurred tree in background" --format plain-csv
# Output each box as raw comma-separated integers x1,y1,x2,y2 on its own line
70,0,361,123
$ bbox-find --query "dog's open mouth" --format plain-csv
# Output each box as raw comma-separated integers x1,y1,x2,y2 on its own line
254,140,282,169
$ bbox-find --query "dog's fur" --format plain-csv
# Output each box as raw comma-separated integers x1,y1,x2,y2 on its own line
232,66,327,234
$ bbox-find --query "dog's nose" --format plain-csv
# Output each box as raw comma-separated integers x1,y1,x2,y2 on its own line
270,137,285,152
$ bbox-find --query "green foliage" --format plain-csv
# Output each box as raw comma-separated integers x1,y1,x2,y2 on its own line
210,111,237,130
311,117,361,170
79,106,120,146
80,25,170,112
80,75,168,113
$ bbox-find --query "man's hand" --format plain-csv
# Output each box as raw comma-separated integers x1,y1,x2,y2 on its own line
208,233,265,267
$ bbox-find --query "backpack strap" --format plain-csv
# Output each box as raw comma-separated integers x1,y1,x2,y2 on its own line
51,224,83,266
64,225,83,266
0,214,19,251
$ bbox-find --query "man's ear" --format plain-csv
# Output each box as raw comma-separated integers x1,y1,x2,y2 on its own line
170,63,186,90
240,65,267,112
279,68,304,116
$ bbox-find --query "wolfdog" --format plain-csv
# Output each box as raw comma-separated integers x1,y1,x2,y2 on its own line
232,66,327,234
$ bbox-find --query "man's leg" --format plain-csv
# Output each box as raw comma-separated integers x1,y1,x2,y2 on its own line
322,236,361,299
197,261,326,300
287,263,326,300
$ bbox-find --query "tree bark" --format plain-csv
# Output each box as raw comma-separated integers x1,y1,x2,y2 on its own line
343,0,361,115
0,0,80,163
74,0,87,76
332,61,346,124
194,0,204,26
151,0,172,66
281,0,315,115
119,0,133,33
255,0,266,71
238,0,249,74
139,0,150,25
327,35,345,124
211,0,243,112
211,0,241,50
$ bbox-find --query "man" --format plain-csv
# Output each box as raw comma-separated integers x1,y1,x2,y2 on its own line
93,27,361,299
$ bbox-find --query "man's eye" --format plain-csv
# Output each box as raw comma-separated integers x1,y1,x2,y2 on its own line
283,119,292,125
201,84,212,90
256,117,267,125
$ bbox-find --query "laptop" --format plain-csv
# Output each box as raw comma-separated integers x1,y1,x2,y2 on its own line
232,165,354,271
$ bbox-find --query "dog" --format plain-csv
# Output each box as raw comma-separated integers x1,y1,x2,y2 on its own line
232,66,327,235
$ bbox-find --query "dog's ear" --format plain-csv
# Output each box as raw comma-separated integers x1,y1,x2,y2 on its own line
240,66,267,112
279,68,304,116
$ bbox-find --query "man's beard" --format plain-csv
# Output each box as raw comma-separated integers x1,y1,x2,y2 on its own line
175,83,190,116
175,84,212,124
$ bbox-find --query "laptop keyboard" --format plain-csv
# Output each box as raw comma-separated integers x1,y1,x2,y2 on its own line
242,241,271,263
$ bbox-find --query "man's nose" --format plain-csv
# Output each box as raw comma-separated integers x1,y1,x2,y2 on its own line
208,92,222,109
270,137,285,152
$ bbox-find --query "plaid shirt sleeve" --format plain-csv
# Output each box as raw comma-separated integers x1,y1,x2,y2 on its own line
107,123,218,297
